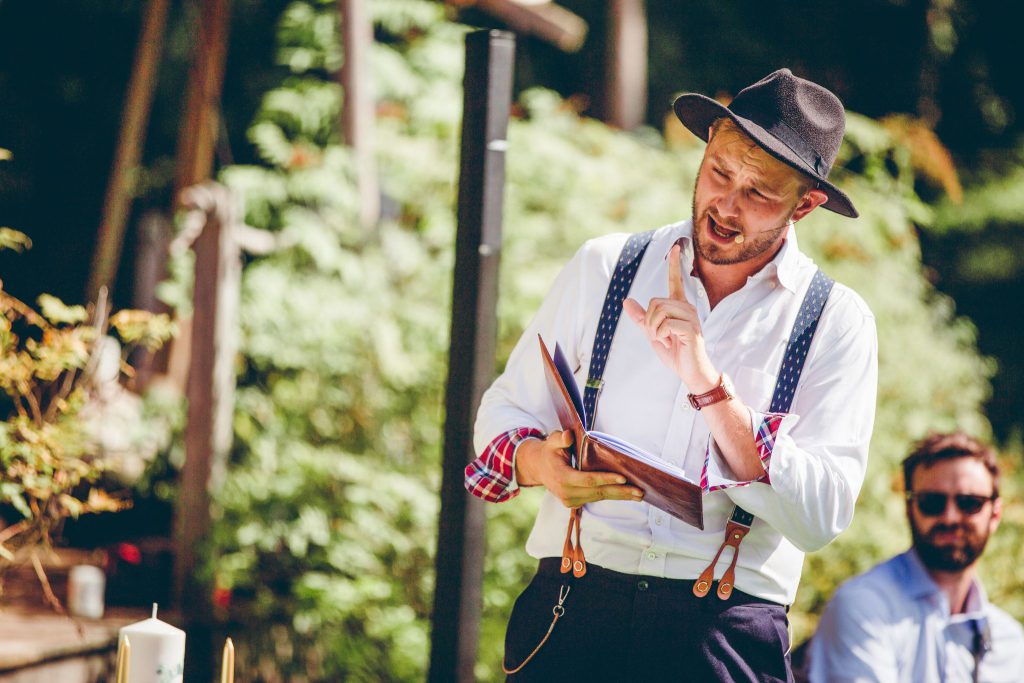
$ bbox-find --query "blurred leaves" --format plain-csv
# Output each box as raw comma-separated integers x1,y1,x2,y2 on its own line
37,294,88,325
0,252,171,571
0,227,32,253
108,310,177,351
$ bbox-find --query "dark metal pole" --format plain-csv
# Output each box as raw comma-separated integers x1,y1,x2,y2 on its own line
429,29,515,683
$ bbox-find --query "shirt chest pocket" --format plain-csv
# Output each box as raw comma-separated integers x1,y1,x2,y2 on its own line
733,366,777,413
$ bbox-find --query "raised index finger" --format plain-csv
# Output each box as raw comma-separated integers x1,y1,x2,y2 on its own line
668,243,687,302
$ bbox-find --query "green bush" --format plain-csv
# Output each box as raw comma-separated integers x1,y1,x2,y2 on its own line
206,0,1017,680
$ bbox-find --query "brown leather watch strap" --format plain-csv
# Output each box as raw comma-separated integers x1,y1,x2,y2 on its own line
687,374,733,410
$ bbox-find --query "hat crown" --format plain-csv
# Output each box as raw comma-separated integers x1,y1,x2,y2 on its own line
727,68,846,175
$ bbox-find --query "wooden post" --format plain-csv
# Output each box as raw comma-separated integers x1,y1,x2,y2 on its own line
450,0,587,52
87,0,171,301
605,0,647,129
337,0,380,228
127,211,173,389
174,184,242,683
429,30,515,683
131,211,173,314
175,0,232,197
141,0,233,389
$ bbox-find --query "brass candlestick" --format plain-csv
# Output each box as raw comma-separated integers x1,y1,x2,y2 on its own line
115,635,131,683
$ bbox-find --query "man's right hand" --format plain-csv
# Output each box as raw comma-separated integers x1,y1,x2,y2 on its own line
515,430,645,508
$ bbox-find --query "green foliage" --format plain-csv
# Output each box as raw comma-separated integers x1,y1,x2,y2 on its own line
210,443,436,681
925,141,1024,284
209,0,1016,680
0,230,174,571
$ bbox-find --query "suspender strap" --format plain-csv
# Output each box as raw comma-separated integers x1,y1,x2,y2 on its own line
767,268,836,414
560,230,655,580
971,618,991,683
582,230,656,429
694,268,835,599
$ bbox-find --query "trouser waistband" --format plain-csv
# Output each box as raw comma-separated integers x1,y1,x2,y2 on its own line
536,557,784,608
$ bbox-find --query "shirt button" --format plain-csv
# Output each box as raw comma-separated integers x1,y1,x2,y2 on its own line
697,289,706,298
646,551,657,560
655,517,663,526
768,282,776,289
637,580,649,591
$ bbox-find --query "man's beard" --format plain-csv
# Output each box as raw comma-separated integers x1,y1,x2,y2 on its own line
911,519,991,572
691,169,792,265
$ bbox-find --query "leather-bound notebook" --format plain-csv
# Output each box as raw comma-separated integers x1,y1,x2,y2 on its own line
539,336,704,530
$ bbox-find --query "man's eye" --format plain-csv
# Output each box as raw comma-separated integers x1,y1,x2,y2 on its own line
712,168,728,178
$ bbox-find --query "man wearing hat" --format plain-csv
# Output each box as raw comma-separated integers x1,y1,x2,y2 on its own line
466,69,878,681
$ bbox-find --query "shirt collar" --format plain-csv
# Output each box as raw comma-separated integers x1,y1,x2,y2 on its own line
669,219,802,293
900,549,989,619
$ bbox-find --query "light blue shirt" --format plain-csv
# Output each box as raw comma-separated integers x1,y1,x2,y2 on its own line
807,549,1024,682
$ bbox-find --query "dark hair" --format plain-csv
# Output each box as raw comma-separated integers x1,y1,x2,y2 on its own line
902,432,1000,497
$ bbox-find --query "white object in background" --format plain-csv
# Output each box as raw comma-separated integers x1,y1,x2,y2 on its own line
118,603,186,683
67,564,106,619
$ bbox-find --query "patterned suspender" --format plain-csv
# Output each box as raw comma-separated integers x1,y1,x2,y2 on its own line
583,231,656,428
693,268,834,600
560,231,656,579
575,233,834,601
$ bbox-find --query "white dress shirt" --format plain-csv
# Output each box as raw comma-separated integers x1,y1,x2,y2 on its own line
473,219,878,604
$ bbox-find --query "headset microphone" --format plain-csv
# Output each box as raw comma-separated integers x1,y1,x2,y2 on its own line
719,219,794,245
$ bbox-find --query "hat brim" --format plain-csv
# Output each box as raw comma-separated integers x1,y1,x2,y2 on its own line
673,93,858,218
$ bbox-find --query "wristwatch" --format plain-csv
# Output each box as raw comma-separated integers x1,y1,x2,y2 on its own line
687,374,735,410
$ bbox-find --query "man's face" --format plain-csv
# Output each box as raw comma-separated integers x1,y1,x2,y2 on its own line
908,457,1001,573
691,123,812,268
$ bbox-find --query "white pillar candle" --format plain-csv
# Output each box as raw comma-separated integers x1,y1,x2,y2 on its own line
118,604,186,683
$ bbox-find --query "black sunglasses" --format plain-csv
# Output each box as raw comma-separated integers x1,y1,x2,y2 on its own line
906,491,996,517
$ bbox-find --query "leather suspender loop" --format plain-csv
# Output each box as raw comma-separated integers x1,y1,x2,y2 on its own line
560,511,576,573
692,518,752,598
560,508,587,578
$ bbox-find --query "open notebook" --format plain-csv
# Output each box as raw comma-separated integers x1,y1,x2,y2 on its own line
539,335,704,529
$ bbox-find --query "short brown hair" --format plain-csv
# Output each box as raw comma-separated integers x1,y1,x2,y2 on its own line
709,117,816,197
902,432,1000,497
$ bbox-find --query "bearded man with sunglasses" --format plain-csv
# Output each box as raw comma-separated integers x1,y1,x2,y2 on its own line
808,433,1024,682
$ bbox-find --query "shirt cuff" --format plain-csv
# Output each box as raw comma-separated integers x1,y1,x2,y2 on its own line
464,427,545,503
700,410,786,492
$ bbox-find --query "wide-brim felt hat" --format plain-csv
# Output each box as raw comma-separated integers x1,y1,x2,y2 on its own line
673,68,857,218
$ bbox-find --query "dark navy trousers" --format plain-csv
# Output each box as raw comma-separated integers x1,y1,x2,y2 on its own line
503,558,793,682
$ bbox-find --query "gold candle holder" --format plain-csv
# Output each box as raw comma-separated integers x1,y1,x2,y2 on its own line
115,635,131,683
220,637,235,683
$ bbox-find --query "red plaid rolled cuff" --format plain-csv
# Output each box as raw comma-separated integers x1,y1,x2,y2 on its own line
700,412,785,492
464,427,545,503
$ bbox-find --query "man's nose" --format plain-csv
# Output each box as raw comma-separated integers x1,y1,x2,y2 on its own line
716,190,741,219
939,498,962,523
